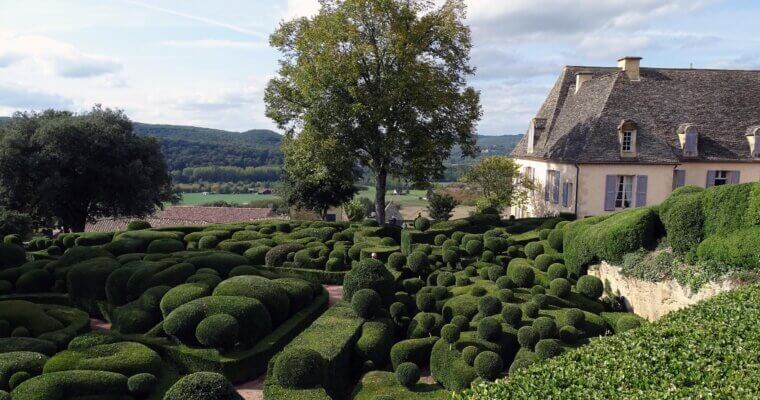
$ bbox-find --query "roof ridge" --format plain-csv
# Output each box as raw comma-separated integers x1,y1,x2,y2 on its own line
565,64,760,73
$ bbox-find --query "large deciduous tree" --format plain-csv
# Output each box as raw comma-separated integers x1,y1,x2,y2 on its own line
265,0,481,223
0,106,175,232
460,156,533,214
279,130,359,220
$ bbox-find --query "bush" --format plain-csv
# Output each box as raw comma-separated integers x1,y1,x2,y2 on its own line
465,239,484,256
414,217,431,232
524,241,544,260
501,304,522,326
487,265,505,281
471,286,487,297
534,254,558,271
577,275,604,299
406,251,429,275
443,249,460,266
198,235,219,250
195,313,239,350
160,283,211,317
437,271,456,287
343,258,395,305
557,308,585,328
0,243,26,269
146,238,185,253
548,278,571,298
243,245,271,265
532,317,557,339
0,208,33,240
535,339,562,360
12,370,129,400
701,183,759,237
517,326,539,349
388,252,405,270
164,372,240,400
213,275,291,325
696,227,760,269
477,295,502,317
441,323,461,344
547,229,564,251
616,315,642,332
8,371,30,390
128,372,157,396
43,341,161,377
660,190,704,254
496,276,513,289
547,263,568,280
15,270,53,293
521,301,539,318
352,289,381,320
273,347,326,389
474,351,503,380
462,346,479,366
428,192,458,221
477,317,501,342
508,264,535,288
558,325,580,344
265,243,305,267
395,362,420,388
389,336,438,369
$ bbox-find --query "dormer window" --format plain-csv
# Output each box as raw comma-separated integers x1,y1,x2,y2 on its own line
617,120,637,158
678,124,699,158
747,126,760,158
527,118,546,155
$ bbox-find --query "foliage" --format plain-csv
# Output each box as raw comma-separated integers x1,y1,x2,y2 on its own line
460,156,532,213
428,192,459,221
163,372,241,400
621,250,675,282
457,285,760,399
0,208,33,239
266,0,481,223
0,107,175,231
273,347,326,389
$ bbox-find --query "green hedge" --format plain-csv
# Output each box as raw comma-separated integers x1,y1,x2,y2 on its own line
11,370,129,400
696,227,760,269
701,182,760,237
351,371,448,400
457,285,760,399
564,208,661,276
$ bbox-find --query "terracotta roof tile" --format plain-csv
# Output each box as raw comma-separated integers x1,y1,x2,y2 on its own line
85,206,276,232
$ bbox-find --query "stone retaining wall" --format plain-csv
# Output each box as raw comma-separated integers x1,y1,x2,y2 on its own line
588,261,737,321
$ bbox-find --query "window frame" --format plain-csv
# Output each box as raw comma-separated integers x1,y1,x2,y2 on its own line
714,171,729,186
621,131,634,153
615,175,634,209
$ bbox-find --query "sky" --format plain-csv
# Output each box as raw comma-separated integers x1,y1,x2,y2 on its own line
1,0,760,135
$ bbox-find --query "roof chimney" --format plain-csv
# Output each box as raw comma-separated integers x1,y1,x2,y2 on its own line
618,56,642,81
575,71,593,93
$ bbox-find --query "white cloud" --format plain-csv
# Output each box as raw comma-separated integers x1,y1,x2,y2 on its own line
0,31,122,78
284,0,322,20
0,83,73,110
160,39,265,49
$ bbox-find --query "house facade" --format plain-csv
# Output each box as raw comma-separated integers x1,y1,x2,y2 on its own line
511,57,760,218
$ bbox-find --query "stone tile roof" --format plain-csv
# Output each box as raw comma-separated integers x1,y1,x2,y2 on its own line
512,65,760,163
85,206,276,232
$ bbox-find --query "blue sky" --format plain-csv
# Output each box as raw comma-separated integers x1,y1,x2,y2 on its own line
1,0,760,135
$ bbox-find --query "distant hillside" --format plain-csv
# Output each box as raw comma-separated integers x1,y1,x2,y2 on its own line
131,123,283,171
0,116,9,124
448,134,522,165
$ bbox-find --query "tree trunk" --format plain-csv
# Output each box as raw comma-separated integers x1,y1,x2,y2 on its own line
375,169,387,224
70,217,87,233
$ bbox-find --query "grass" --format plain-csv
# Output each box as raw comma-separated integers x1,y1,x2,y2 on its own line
351,371,449,400
176,189,430,207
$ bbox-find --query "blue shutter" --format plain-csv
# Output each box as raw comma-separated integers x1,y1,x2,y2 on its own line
562,182,569,207
544,171,551,201
729,171,741,184
636,175,648,207
673,170,686,190
552,172,560,204
706,170,716,187
604,175,617,211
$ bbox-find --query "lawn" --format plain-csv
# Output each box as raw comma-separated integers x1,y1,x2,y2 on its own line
177,189,430,207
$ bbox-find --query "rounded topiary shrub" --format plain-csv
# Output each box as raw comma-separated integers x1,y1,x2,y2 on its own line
497,288,514,303
532,293,548,309
461,345,479,366
477,317,502,342
434,234,447,246
197,236,219,250
474,351,503,381
441,323,460,344
547,263,568,280
547,229,564,251
495,276,513,289
523,241,544,260
577,275,604,299
535,338,562,360
530,285,546,295
617,315,642,332
532,317,558,339
163,372,239,400
395,362,420,388
406,251,429,275
389,302,407,320
414,217,431,232
0,243,26,268
436,272,455,287
351,289,381,320
538,229,551,240
8,371,30,390
549,278,571,298
15,269,53,294
487,265,505,282
465,240,484,256
477,295,501,317
388,252,406,271
509,358,534,374
521,301,539,318
147,238,185,254
415,292,436,313
517,326,539,349
509,265,535,288
273,347,326,389
127,220,151,231
195,313,239,350
450,315,469,330
533,254,556,271
501,304,522,327
343,258,395,305
128,373,157,397
558,308,585,328
471,286,487,297
559,325,580,344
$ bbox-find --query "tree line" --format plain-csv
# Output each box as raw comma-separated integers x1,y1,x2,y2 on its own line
171,165,282,183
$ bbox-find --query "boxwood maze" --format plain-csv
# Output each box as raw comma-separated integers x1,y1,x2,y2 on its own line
261,214,641,399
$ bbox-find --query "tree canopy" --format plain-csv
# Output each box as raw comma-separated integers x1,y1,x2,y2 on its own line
279,130,359,220
460,156,532,213
265,0,481,223
0,106,175,232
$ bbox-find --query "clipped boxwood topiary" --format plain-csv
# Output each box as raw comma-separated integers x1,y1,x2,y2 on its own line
146,238,185,254
617,315,642,332
127,372,157,397
395,362,420,388
198,236,219,250
414,217,431,232
477,317,502,342
388,252,405,271
559,325,579,344
461,345,479,366
195,314,239,350
496,276,513,289
558,308,585,328
547,263,568,280
547,229,564,251
406,251,429,275
273,347,326,389
534,254,557,271
416,293,436,313
508,264,535,288
164,372,241,400
517,326,539,349
501,304,522,327
477,295,501,317
532,317,558,339
352,289,381,320
577,275,604,299
549,278,571,298
127,220,151,231
474,351,503,381
343,258,395,305
524,241,544,260
535,338,562,360
265,243,305,268
471,286,487,297
213,275,291,325
436,272,456,287
487,265,506,282
465,239,484,256
441,323,461,344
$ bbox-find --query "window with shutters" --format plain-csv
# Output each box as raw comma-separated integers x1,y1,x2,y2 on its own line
714,171,729,186
622,131,633,152
615,175,634,209
545,170,560,204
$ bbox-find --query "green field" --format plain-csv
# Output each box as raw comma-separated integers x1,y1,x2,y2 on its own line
177,189,430,207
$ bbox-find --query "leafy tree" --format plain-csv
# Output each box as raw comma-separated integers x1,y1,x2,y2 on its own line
265,0,481,223
0,208,34,239
279,130,359,220
427,191,459,221
0,107,175,232
460,156,533,213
